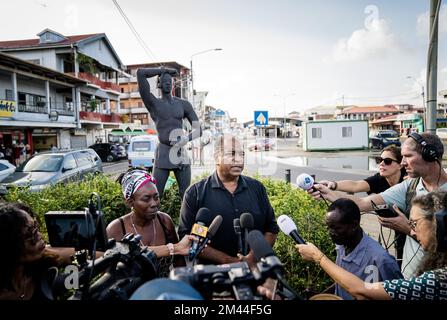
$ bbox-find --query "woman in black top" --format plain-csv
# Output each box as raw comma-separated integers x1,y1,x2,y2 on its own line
320,145,405,194
0,202,65,300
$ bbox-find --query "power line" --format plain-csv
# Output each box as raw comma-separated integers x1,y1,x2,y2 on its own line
112,0,162,65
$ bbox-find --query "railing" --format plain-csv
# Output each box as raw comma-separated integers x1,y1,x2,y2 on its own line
18,103,47,114
67,72,120,92
17,101,75,116
51,102,75,116
80,111,122,123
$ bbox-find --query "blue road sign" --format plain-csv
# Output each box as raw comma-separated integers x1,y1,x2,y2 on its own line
254,111,268,126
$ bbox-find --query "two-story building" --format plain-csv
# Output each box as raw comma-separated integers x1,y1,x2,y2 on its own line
0,52,86,157
337,105,402,121
0,29,127,147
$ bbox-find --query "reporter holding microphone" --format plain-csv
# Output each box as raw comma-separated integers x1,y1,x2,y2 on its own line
296,192,447,300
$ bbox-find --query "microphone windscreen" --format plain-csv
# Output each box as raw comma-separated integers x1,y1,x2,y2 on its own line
247,230,274,261
277,215,298,236
195,207,212,224
233,218,241,231
208,215,223,237
296,173,314,191
240,212,254,230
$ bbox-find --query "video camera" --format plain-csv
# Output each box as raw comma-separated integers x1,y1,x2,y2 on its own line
44,193,159,300
169,230,299,300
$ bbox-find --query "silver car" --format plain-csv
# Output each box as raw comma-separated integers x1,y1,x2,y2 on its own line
0,149,102,195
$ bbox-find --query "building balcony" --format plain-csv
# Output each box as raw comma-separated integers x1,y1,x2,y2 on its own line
17,102,75,116
67,72,120,92
18,103,47,114
79,111,122,123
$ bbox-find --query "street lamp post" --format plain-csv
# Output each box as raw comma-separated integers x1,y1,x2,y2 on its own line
189,48,222,165
275,93,296,139
190,48,222,111
407,76,426,131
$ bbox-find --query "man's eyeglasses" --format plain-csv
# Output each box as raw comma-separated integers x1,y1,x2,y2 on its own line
375,157,399,166
222,151,245,158
408,217,424,231
24,220,40,244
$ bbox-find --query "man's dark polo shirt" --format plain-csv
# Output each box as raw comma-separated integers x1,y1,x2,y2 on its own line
178,171,279,263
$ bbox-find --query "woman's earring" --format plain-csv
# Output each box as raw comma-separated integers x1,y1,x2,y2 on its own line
131,207,135,215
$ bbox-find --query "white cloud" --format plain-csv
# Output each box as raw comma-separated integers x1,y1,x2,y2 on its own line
417,5,447,36
332,18,401,62
440,67,447,92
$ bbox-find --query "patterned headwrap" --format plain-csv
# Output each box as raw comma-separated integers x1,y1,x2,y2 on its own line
121,169,157,200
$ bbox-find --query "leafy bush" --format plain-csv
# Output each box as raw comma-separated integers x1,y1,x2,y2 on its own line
160,182,182,225
4,174,126,238
258,177,336,295
4,172,334,295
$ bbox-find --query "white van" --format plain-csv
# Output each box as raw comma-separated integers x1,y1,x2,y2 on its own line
127,135,158,170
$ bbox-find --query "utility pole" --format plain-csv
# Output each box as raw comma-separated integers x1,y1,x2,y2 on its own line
426,0,440,133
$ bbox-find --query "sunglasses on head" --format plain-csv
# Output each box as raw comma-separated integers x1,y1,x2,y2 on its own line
375,157,399,166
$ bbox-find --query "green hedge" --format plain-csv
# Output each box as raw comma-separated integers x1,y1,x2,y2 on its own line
4,174,126,238
4,173,334,295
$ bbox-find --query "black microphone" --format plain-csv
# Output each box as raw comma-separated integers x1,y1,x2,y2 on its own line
240,213,254,256
247,230,301,300
191,215,223,264
233,218,243,254
277,215,306,245
188,208,213,261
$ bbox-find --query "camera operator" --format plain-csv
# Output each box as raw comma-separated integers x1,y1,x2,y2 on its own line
0,202,74,300
296,191,447,300
108,169,194,277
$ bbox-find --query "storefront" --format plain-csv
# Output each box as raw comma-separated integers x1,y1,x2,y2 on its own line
31,128,58,152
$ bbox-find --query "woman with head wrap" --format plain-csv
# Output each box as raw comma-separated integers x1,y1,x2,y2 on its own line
107,169,192,277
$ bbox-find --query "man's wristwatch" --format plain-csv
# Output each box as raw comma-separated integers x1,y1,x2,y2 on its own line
166,243,175,256
331,181,338,190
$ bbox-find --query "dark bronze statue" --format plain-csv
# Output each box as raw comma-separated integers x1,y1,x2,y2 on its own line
137,67,202,199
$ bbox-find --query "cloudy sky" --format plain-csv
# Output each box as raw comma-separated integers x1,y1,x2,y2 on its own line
1,0,446,121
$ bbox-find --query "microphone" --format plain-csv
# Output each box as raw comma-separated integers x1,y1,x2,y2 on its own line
233,218,243,254
277,215,306,244
188,208,212,261
247,230,301,300
296,173,329,207
191,215,223,264
296,173,315,191
240,212,254,256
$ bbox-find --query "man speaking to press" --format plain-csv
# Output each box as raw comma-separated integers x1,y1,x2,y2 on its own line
178,135,279,266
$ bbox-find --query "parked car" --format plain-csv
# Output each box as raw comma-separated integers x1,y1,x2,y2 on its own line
89,143,127,162
0,149,102,195
248,138,276,151
436,128,447,140
0,160,15,182
370,130,401,149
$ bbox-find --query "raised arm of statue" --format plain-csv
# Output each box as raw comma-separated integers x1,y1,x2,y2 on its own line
137,67,178,113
